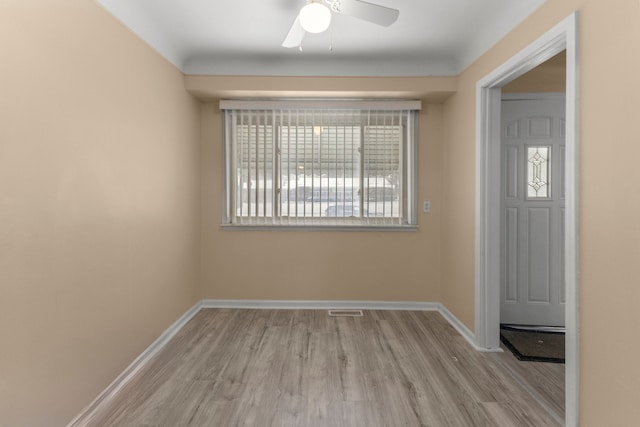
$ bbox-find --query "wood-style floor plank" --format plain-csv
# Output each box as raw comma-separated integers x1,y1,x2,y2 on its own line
83,309,564,427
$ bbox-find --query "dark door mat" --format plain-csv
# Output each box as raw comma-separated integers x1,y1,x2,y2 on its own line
500,325,565,363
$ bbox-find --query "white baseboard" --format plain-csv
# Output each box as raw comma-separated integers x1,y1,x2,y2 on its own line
438,304,501,352
68,299,485,425
67,301,203,427
201,299,441,311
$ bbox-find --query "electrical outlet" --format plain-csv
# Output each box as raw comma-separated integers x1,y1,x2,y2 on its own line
423,201,431,213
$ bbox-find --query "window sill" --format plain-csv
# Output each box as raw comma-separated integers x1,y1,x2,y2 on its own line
221,224,419,232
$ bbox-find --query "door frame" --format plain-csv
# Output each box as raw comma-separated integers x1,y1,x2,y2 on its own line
474,12,579,426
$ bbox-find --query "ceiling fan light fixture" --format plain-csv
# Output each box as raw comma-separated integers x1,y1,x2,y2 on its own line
299,2,332,34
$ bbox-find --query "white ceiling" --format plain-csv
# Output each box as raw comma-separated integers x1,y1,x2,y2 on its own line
96,0,545,77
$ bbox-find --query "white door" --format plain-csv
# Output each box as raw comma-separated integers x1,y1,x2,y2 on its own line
500,95,565,326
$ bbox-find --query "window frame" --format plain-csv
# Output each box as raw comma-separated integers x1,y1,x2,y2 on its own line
221,99,420,231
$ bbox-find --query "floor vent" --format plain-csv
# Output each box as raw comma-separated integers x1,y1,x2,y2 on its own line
328,309,364,317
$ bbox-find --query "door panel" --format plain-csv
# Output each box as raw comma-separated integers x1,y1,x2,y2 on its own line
504,146,519,199
505,207,519,302
527,207,551,303
501,96,565,326
560,207,566,304
528,117,552,138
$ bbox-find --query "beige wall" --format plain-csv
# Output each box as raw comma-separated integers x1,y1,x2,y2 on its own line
184,75,457,102
200,101,443,302
441,0,640,424
0,1,201,425
503,51,566,93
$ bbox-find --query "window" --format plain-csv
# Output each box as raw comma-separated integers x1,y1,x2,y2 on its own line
221,100,420,229
526,146,551,199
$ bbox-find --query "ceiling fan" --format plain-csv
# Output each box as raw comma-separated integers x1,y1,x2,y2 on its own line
282,0,400,48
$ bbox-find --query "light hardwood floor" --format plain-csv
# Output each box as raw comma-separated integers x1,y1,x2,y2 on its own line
83,309,564,426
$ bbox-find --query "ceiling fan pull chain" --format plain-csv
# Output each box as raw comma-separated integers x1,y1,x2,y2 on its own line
330,21,334,51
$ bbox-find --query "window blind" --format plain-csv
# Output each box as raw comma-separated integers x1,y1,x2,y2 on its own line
222,101,419,228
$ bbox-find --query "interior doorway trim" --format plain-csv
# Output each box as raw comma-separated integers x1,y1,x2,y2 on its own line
474,12,579,426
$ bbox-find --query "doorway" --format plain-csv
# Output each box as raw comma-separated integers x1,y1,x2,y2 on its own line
474,13,579,426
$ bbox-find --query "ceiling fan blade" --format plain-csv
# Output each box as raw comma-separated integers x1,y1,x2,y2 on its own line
328,0,399,26
282,15,306,48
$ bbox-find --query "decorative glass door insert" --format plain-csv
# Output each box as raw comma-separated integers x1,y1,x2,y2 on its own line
526,146,551,199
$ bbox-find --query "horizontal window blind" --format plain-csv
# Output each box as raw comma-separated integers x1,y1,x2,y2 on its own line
222,102,418,228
